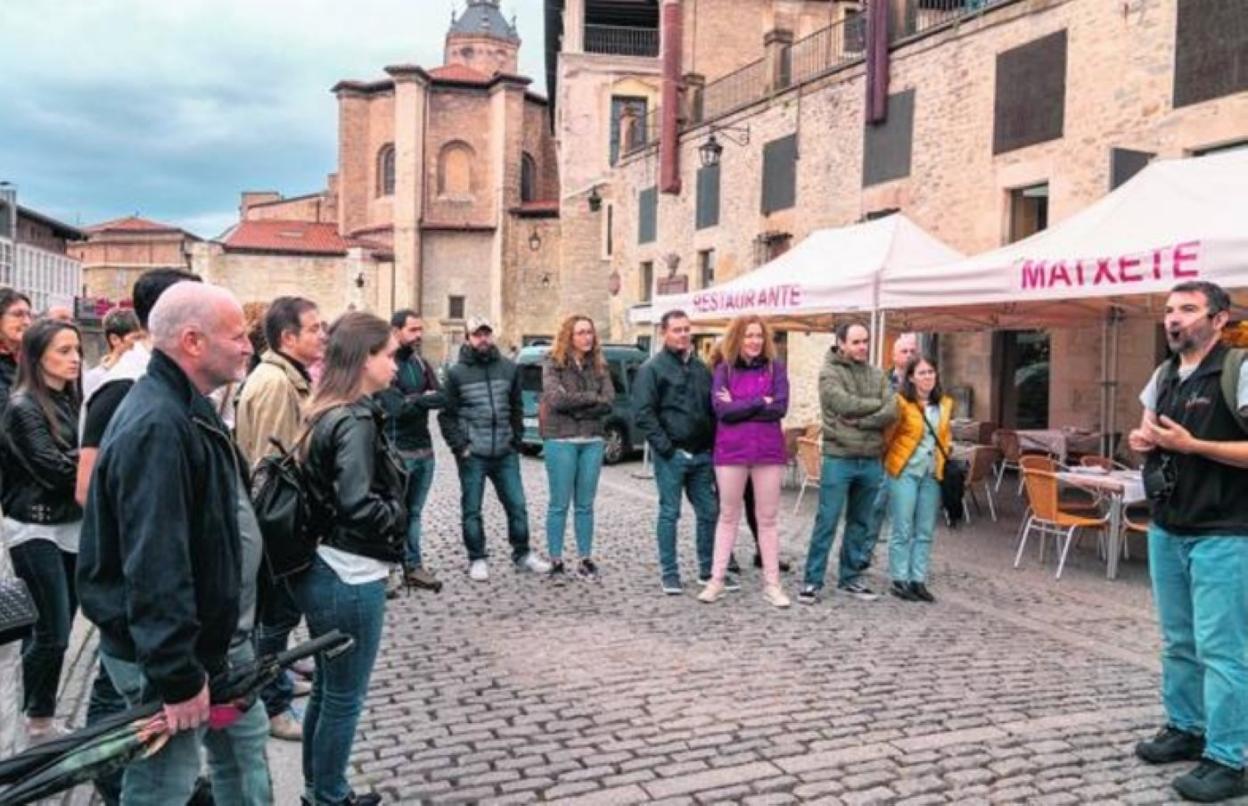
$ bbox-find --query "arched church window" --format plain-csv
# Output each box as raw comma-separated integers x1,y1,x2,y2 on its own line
377,143,396,197
520,153,537,203
438,141,475,197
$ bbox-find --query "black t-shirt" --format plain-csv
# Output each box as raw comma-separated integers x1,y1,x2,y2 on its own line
81,379,134,449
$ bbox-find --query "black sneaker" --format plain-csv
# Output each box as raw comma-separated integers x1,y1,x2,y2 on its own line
1172,759,1247,802
577,558,599,580
661,576,683,596
753,554,793,573
727,555,742,575
797,584,820,605
1136,726,1206,765
699,572,741,591
909,581,936,603
838,580,880,601
890,580,917,601
548,560,566,582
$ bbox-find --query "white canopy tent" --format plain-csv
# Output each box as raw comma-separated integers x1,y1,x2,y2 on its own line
646,214,963,334
879,149,1248,331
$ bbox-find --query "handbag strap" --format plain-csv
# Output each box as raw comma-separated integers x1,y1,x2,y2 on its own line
918,399,951,461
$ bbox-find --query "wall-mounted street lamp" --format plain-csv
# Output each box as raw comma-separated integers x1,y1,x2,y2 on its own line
354,271,366,289
528,227,542,251
698,123,751,168
587,186,603,213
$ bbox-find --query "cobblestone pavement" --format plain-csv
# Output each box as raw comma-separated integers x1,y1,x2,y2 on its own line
50,437,1244,805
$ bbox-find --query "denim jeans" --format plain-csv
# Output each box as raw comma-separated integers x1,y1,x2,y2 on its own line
887,470,941,583
86,661,128,805
258,577,302,718
403,456,436,568
102,644,272,806
1149,525,1248,769
10,539,76,718
652,450,718,583
291,555,386,805
457,451,531,562
802,457,884,590
544,439,605,559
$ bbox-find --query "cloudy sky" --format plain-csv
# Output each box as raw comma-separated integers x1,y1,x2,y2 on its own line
0,0,546,238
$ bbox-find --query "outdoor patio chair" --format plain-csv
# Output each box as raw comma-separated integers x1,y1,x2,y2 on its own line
962,445,999,523
1017,468,1110,579
994,429,1053,494
793,436,822,514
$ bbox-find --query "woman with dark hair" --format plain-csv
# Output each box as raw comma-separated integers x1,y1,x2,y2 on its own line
0,287,33,412
882,355,953,603
540,314,613,580
699,315,791,608
292,311,406,806
1,318,82,739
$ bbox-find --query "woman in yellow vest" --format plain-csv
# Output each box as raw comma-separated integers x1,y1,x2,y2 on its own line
882,355,953,603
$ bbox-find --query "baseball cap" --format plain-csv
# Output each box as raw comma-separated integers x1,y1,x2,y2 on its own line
466,315,493,334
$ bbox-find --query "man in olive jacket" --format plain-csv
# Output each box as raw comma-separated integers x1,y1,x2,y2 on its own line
798,322,897,605
632,310,719,595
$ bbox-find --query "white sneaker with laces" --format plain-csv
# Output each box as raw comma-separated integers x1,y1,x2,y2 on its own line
469,559,489,581
517,552,552,574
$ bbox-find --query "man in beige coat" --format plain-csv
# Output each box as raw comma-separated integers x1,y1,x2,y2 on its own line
234,295,325,741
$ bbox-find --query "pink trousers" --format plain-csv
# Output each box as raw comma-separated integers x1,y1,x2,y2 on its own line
712,464,785,586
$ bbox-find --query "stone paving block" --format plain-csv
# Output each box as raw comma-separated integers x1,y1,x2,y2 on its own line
840,785,900,805
644,761,783,799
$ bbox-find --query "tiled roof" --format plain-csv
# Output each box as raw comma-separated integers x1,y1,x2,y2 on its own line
428,64,492,84
220,220,353,255
84,216,180,234
449,0,519,42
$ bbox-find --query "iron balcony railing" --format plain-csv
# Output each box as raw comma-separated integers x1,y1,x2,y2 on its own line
584,24,660,57
895,0,1011,40
699,58,770,123
785,11,868,88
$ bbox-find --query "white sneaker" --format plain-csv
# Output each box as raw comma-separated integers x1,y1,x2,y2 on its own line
763,585,792,609
697,580,725,603
517,552,552,574
468,559,489,581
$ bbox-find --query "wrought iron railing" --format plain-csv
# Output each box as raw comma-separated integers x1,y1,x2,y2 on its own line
893,0,1011,41
584,24,660,57
699,58,770,123
786,11,868,87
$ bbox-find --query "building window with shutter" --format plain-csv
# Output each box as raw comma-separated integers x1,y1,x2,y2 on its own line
610,96,649,165
448,295,465,320
698,249,716,288
993,31,1067,155
696,164,720,230
640,261,654,302
638,186,657,244
761,135,797,214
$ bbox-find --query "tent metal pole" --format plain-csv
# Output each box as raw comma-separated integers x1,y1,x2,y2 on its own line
1100,313,1111,456
1108,307,1122,459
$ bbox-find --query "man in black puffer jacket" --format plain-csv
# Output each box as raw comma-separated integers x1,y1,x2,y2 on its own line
439,316,551,581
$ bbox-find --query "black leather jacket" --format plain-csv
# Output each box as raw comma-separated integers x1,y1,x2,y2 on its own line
306,398,407,563
0,389,82,524
77,350,246,705
0,353,17,414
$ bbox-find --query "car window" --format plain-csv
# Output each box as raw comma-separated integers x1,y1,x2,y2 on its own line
624,364,639,396
608,362,626,397
520,364,543,393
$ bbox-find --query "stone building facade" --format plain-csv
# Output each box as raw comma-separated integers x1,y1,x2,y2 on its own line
0,186,83,315
574,0,1248,432
198,0,563,361
69,216,199,303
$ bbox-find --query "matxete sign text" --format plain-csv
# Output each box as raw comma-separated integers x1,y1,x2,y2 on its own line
1018,241,1201,291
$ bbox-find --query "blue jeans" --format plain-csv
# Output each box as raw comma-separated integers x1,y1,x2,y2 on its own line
257,577,302,718
10,539,76,718
652,450,718,582
887,470,941,583
86,661,128,805
102,645,272,806
1149,525,1248,769
803,457,884,590
403,456,436,568
457,451,531,562
544,439,605,559
291,555,386,805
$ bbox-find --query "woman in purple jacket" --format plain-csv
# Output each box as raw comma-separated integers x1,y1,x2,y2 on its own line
698,315,791,608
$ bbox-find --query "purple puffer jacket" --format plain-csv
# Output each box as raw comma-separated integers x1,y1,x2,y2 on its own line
711,359,789,466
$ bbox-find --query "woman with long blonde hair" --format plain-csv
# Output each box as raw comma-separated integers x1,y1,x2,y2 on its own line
540,314,614,580
699,315,791,607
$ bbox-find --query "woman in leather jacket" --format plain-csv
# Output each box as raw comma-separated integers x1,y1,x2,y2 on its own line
291,312,405,806
0,318,82,739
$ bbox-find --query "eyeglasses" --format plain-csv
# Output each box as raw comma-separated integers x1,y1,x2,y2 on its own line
3,309,32,321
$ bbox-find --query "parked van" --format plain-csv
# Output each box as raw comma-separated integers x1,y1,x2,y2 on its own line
517,343,649,464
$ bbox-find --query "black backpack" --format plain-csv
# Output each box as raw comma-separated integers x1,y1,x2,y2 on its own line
250,431,328,581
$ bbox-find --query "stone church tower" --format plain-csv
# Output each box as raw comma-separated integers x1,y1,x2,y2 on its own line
446,0,521,77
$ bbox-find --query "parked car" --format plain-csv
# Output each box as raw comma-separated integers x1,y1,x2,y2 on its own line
517,343,649,464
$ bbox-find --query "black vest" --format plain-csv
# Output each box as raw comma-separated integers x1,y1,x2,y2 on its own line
1150,343,1248,536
